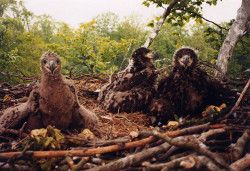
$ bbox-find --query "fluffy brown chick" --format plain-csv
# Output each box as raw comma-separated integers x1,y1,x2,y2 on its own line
0,52,99,132
98,47,157,113
150,47,234,125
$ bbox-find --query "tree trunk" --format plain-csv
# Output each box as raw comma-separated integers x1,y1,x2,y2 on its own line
143,0,181,48
215,0,250,80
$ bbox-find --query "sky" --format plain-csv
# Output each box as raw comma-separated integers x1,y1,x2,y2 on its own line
24,0,241,28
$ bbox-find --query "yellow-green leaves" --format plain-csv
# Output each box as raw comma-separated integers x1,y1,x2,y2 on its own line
30,126,65,150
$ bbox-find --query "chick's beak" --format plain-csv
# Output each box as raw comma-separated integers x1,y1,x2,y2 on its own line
49,61,56,72
181,55,190,66
145,52,155,59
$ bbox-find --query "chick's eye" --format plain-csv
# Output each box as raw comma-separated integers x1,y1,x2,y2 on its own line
56,59,60,64
43,59,47,64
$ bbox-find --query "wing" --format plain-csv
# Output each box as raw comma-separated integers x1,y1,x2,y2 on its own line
114,67,156,91
0,89,40,129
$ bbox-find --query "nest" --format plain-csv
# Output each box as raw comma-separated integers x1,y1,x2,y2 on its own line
0,75,249,171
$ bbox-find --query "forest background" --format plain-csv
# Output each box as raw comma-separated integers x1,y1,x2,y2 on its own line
0,0,249,84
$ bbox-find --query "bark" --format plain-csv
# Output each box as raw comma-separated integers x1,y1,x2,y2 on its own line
143,0,181,48
230,129,250,162
230,154,250,171
87,142,171,171
215,0,250,80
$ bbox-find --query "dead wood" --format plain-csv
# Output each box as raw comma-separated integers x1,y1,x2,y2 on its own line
230,154,250,171
141,131,229,169
143,154,225,171
224,79,250,119
0,123,226,160
86,142,171,171
0,74,248,170
0,136,156,160
230,129,250,162
157,128,226,162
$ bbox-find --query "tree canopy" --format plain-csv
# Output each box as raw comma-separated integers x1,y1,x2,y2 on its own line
0,0,249,84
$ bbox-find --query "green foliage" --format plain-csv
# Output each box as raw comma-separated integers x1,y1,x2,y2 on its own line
142,0,222,27
0,1,248,84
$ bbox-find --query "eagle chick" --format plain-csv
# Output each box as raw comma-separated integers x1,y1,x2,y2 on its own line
98,47,157,113
0,52,99,132
150,47,233,124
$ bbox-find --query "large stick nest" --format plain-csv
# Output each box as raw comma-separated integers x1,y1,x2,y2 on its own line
0,75,249,171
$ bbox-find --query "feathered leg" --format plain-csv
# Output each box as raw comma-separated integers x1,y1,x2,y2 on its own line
71,105,99,133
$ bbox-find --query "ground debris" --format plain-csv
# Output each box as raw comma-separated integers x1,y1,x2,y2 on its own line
0,75,249,171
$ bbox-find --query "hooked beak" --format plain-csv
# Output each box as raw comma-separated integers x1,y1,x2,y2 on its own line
48,61,56,72
181,55,190,66
145,52,155,59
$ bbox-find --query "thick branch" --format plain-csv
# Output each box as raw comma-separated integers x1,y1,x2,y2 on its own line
215,0,250,80
141,131,229,169
87,142,171,171
230,129,250,161
0,136,156,160
230,154,250,171
144,154,225,171
0,123,225,160
224,79,250,119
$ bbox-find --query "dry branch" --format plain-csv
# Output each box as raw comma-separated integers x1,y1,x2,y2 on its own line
86,142,171,171
141,131,229,169
230,129,250,162
143,0,181,48
224,79,250,119
0,136,156,160
199,128,225,142
230,154,250,171
0,123,225,160
165,122,210,137
144,154,225,171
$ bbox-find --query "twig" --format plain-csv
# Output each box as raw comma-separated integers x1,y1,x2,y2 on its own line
158,128,225,161
224,79,250,119
86,142,171,171
141,131,229,169
230,154,250,171
165,123,211,137
230,129,250,162
65,156,74,169
85,136,131,147
72,157,90,171
144,154,225,171
66,135,132,147
199,128,225,142
0,136,156,160
0,123,226,160
176,8,228,30
0,128,28,138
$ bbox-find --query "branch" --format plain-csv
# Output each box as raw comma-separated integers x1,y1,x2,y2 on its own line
230,129,250,162
215,0,250,79
176,8,228,30
141,131,229,169
87,142,171,171
224,79,250,119
0,123,225,160
230,154,250,171
0,136,156,160
143,0,181,48
144,154,225,171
